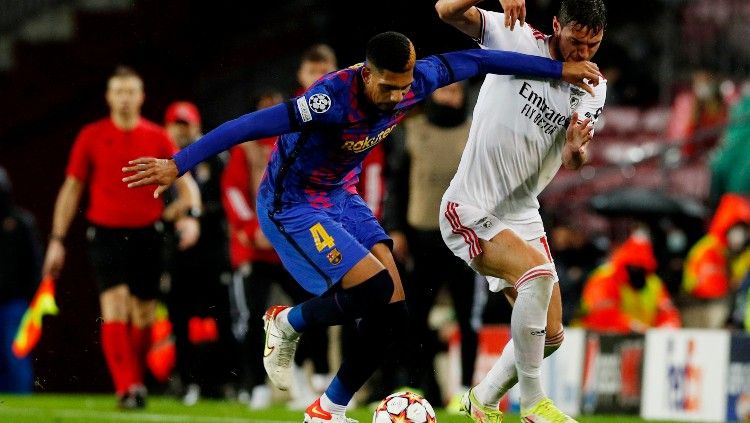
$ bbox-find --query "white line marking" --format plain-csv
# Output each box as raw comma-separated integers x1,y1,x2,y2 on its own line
0,407,298,423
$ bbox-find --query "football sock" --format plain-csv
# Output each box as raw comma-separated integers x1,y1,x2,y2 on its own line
511,263,556,409
129,324,150,386
333,301,409,406
322,379,350,414
287,269,393,332
101,321,136,394
474,330,564,407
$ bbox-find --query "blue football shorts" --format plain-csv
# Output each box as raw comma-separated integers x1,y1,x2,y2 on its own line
258,192,391,295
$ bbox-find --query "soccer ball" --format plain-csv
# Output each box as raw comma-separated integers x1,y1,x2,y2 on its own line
372,391,437,423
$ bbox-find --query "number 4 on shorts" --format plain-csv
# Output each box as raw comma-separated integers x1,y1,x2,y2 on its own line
309,223,335,252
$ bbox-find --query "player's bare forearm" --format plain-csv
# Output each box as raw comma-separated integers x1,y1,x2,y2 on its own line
435,0,483,38
51,177,83,240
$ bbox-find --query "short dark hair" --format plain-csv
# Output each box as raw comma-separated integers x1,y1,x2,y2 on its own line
366,31,413,73
301,44,337,67
559,0,607,33
110,65,142,81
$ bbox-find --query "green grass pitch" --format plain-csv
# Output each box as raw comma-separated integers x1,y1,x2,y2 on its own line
0,394,688,422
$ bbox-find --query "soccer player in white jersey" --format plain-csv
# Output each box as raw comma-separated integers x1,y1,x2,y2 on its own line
435,0,607,422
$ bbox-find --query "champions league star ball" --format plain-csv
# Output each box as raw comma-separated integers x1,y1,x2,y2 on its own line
373,391,437,423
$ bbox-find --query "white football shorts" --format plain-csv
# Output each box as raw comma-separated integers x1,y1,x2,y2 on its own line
439,198,556,292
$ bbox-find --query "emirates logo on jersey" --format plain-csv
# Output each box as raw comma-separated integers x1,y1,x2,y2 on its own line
518,82,570,135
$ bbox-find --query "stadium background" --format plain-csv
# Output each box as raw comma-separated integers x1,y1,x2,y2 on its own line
1,0,750,421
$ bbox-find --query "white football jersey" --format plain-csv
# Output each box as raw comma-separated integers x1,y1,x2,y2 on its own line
443,9,606,223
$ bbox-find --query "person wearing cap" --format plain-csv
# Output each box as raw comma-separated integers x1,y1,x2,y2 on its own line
162,100,233,405
42,67,201,409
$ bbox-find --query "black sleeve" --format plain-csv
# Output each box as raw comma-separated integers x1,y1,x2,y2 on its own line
382,125,410,233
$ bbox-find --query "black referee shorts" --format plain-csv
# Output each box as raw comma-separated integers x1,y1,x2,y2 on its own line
86,222,164,300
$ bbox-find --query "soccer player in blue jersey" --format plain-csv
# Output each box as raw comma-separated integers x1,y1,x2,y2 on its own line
123,31,599,422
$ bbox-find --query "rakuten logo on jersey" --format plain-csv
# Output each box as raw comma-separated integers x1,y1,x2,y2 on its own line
341,123,397,153
518,82,570,135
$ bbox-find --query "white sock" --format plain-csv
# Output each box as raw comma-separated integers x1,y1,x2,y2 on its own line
474,330,565,407
320,393,346,416
277,308,300,338
474,339,517,407
511,263,556,409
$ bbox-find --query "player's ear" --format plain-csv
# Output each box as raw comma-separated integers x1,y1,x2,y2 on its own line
552,16,561,36
362,65,372,83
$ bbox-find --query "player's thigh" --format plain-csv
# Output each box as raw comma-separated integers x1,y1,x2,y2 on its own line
340,194,399,296
124,224,163,302
475,229,549,283
258,205,373,296
86,225,128,295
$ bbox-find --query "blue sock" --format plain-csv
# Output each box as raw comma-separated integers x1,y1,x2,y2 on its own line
287,306,307,332
324,376,353,406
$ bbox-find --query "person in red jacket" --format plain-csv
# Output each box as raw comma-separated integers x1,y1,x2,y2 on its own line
577,231,681,333
222,90,318,409
42,66,201,409
682,194,750,327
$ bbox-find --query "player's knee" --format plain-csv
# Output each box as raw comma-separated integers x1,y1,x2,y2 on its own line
340,269,394,317
514,262,557,292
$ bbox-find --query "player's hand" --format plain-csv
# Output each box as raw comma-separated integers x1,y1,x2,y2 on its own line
43,239,65,279
175,216,200,250
500,0,526,30
565,112,593,152
561,61,600,96
122,158,179,198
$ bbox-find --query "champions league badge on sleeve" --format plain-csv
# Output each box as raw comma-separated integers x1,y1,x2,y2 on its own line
309,93,332,113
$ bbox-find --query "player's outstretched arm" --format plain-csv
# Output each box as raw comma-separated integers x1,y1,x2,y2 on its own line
122,102,293,196
438,49,599,95
435,0,483,38
436,0,526,34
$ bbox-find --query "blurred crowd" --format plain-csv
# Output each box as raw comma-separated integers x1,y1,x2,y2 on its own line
0,39,749,415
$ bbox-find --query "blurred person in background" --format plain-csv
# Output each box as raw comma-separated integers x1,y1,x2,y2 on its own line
0,167,42,393
383,81,478,409
682,193,750,328
548,219,605,325
667,69,729,157
223,89,329,410
162,101,232,405
436,0,606,421
42,66,201,409
709,81,750,209
575,230,681,333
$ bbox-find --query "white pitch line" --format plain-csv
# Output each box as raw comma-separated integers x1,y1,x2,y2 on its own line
0,407,299,423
